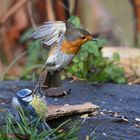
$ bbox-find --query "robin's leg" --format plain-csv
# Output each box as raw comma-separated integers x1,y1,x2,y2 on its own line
70,75,84,83
62,71,84,83
39,70,71,97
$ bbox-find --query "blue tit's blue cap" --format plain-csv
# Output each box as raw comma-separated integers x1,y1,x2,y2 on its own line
16,88,32,98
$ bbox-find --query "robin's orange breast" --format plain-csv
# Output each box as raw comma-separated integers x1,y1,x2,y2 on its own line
61,39,83,54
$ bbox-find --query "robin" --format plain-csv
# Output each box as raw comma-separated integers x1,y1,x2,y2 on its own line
31,21,95,96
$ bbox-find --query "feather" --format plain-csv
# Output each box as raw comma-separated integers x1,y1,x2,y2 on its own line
31,21,66,46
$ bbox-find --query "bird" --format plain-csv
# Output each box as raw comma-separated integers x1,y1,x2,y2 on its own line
12,88,54,139
31,21,95,96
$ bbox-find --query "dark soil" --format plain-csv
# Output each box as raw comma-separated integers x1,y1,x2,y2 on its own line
0,80,140,140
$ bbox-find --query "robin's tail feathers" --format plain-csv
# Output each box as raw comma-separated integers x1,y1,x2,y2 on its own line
41,71,61,89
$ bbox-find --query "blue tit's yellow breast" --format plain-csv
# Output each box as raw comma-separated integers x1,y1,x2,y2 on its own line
30,95,47,120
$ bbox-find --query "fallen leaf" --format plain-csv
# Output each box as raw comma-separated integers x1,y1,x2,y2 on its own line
80,114,89,119
135,118,140,122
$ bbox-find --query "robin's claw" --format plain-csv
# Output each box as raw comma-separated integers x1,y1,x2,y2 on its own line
70,75,84,83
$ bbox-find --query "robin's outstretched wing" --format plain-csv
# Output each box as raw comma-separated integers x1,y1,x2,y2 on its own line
31,21,66,46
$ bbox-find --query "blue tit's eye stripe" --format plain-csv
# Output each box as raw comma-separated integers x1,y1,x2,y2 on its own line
16,89,32,98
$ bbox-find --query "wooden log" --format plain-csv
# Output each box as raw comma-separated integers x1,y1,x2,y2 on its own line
52,0,70,21
47,102,99,120
131,0,140,45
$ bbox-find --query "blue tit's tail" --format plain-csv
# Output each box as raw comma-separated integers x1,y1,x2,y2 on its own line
42,121,56,139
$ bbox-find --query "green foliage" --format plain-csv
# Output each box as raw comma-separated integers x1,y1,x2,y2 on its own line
21,40,47,80
26,40,41,66
0,108,78,140
64,16,126,83
21,40,43,80
19,28,47,80
64,40,125,83
20,28,34,43
20,16,126,83
68,16,81,28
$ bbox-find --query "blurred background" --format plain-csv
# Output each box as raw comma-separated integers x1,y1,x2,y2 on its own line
0,0,140,84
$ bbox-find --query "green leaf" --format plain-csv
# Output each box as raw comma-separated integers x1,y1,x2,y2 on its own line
27,40,41,66
114,76,126,83
78,61,84,70
20,28,34,43
113,53,120,62
68,16,81,28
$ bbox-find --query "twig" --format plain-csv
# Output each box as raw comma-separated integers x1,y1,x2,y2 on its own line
72,0,78,15
0,0,28,26
27,0,37,29
58,1,71,15
130,77,140,84
1,51,28,80
90,123,101,137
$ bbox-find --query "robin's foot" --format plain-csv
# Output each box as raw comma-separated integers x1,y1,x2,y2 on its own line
46,87,71,97
61,71,84,83
70,75,84,83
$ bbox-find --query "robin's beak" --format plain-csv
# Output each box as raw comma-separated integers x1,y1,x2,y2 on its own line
91,34,98,42
87,35,98,42
92,38,98,42
87,35,93,41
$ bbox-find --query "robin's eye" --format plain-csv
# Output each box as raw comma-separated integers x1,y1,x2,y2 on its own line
81,35,86,39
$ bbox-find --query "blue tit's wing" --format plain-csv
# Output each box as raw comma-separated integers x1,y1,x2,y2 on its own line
31,21,66,47
16,89,32,98
26,104,37,117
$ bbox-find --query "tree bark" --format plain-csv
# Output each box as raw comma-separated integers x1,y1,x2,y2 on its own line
47,102,99,120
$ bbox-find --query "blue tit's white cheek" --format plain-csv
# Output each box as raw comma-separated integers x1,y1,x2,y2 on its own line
12,97,21,109
22,95,33,102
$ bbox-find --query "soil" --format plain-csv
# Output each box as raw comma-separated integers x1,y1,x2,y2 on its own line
0,80,140,140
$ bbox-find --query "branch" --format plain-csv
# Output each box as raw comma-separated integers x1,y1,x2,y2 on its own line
1,51,28,80
47,102,99,120
27,0,36,29
0,0,28,26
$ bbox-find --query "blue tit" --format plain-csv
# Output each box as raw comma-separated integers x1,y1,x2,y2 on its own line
12,88,47,120
12,88,54,139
